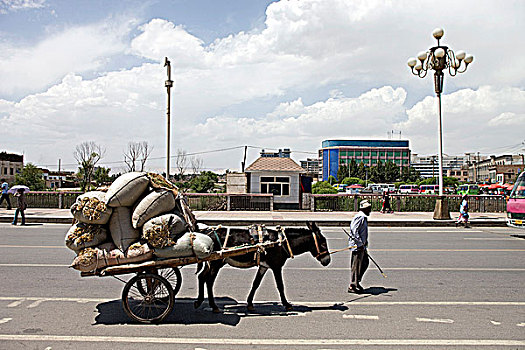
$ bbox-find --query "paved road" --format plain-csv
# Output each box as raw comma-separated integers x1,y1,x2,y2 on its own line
0,223,524,349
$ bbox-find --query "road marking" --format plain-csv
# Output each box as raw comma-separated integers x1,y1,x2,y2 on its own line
0,245,64,249
517,323,525,327
464,237,520,240
416,317,454,324
7,300,23,308
490,321,501,325
27,300,44,308
289,267,525,272
0,297,524,307
0,334,523,346
343,314,379,320
0,264,68,267
0,318,12,324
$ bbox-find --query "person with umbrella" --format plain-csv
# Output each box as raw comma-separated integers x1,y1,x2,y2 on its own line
456,193,470,228
0,179,12,210
10,185,29,226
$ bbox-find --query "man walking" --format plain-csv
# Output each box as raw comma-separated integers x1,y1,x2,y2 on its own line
348,200,372,293
0,179,12,210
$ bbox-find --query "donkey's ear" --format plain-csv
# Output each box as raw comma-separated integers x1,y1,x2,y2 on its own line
306,221,314,230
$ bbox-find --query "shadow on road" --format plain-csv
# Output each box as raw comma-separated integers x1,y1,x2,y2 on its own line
346,286,398,302
94,297,348,326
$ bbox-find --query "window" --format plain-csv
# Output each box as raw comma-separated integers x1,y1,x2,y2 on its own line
371,151,377,157
379,152,385,157
372,159,377,165
355,151,362,156
363,151,369,156
260,176,291,196
10,168,13,175
387,151,394,157
403,151,408,157
395,151,401,157
341,150,347,156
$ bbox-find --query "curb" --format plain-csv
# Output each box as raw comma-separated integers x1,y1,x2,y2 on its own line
0,217,507,227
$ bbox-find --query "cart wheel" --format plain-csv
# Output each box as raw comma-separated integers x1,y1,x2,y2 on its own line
157,267,182,295
122,273,174,323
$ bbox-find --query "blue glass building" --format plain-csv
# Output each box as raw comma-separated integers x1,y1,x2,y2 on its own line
320,140,411,181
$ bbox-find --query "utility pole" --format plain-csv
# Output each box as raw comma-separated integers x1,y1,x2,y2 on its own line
58,159,62,189
241,146,248,172
164,57,173,180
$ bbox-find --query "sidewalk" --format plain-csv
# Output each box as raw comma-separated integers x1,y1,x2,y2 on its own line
0,208,506,227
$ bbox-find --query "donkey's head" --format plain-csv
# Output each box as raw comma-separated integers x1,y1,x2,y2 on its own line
306,222,331,266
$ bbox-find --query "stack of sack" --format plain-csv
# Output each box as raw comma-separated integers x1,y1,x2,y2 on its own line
66,172,214,272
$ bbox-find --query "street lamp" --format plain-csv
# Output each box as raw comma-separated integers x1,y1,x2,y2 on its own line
164,57,173,180
407,28,474,219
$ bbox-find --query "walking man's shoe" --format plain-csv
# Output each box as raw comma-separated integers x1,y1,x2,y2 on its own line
347,285,361,294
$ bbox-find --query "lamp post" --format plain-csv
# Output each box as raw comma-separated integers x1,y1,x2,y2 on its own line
407,28,474,219
164,57,173,180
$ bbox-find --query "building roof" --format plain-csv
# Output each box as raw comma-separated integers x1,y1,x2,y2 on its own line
322,140,409,148
245,157,305,173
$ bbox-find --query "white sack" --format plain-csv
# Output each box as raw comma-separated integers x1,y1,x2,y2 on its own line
108,206,140,252
71,191,112,225
142,213,188,248
105,172,150,207
132,189,176,229
70,242,153,272
154,232,214,259
65,223,108,252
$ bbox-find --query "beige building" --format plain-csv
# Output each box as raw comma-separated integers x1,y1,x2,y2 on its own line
0,152,23,183
468,155,524,183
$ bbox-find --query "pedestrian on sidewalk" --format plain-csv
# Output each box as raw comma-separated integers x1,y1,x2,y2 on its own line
12,188,27,226
456,194,470,228
380,191,393,213
348,199,371,293
0,179,12,210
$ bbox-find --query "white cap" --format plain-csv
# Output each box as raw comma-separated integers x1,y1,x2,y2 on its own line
359,200,371,209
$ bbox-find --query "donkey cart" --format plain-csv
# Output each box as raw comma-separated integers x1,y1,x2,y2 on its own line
80,240,280,324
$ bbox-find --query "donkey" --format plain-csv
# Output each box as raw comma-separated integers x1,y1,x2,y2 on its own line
194,222,331,313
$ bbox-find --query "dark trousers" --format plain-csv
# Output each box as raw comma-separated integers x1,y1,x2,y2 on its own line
12,208,25,225
0,194,11,209
350,248,369,287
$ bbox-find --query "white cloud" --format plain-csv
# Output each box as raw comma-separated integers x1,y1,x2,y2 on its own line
0,0,45,14
0,16,136,97
398,86,525,155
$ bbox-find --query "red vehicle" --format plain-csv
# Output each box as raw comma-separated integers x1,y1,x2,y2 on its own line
507,171,525,228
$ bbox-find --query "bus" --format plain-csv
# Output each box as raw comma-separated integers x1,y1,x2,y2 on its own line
457,184,479,195
507,171,525,229
399,184,419,194
419,185,439,194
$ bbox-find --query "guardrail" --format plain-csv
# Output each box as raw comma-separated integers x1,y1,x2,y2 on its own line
309,194,507,212
0,192,505,213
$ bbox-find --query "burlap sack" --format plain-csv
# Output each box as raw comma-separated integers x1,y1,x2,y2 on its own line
108,206,140,252
154,232,214,259
105,172,150,207
70,242,153,272
71,191,112,225
65,223,108,252
132,189,176,229
142,213,188,248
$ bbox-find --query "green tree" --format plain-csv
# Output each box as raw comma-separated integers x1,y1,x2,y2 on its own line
337,164,349,183
312,181,338,194
357,163,367,180
189,171,218,193
93,167,111,186
14,163,46,190
74,141,105,191
401,166,421,182
384,161,400,183
341,177,362,185
370,161,385,183
327,175,337,185
349,159,358,177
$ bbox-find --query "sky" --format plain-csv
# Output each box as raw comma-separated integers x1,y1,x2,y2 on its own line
1,0,524,173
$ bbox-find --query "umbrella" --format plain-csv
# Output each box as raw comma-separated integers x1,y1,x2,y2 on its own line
8,185,30,194
504,183,514,190
349,184,364,188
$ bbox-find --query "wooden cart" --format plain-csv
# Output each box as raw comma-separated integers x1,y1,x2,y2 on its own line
80,241,279,323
